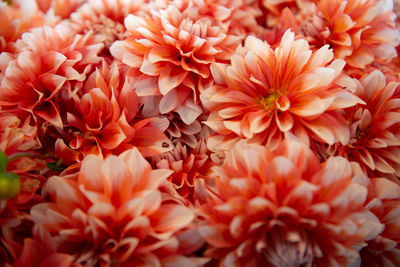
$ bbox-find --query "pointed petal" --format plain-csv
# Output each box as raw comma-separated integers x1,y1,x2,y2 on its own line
35,101,63,128
291,95,334,117
159,89,179,114
275,112,294,132
151,204,194,232
158,66,188,95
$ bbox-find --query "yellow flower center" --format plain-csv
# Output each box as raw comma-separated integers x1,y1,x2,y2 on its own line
259,93,281,111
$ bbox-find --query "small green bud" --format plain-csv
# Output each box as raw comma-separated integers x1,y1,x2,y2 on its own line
0,172,20,199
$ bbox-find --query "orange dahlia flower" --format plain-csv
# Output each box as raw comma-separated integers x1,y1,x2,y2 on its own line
0,25,103,129
351,165,400,266
14,225,79,267
110,5,241,125
0,111,45,201
281,0,400,68
0,112,38,156
151,0,266,38
0,112,47,265
318,0,400,68
152,139,214,205
322,70,400,178
196,137,383,266
31,148,198,266
66,0,146,50
201,30,363,152
0,1,54,53
53,61,173,162
0,111,44,202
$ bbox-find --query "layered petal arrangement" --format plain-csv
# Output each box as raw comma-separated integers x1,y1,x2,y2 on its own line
318,70,400,179
197,138,382,266
53,61,173,163
352,167,400,266
110,5,241,125
0,112,46,263
152,138,214,205
30,148,197,266
202,30,363,152
346,70,400,178
0,1,53,53
151,0,266,38
66,0,146,50
316,0,400,68
274,0,400,68
0,25,103,129
0,0,399,266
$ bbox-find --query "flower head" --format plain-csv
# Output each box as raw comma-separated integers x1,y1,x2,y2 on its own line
13,225,78,267
110,5,241,125
66,0,146,50
0,1,54,53
202,30,363,152
322,70,400,179
31,147,197,266
0,111,46,265
52,61,173,163
151,0,266,38
197,137,382,266
351,166,400,267
0,25,103,129
280,0,400,68
152,137,214,205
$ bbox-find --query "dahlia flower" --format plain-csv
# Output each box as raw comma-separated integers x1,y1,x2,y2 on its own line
0,1,53,53
0,25,103,129
0,112,38,157
350,165,400,267
280,0,400,68
323,70,400,178
196,137,383,266
31,147,199,266
152,138,214,205
14,225,77,267
0,111,44,204
321,0,399,68
151,0,266,38
0,213,37,264
36,0,84,19
66,0,146,50
110,5,241,125
0,112,47,265
0,111,46,201
201,30,363,152
53,61,173,163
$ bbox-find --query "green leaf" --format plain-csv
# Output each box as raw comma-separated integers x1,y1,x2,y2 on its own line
47,162,66,172
0,151,8,173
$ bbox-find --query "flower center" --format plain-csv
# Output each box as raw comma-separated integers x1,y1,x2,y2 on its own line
259,93,280,111
354,128,366,140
